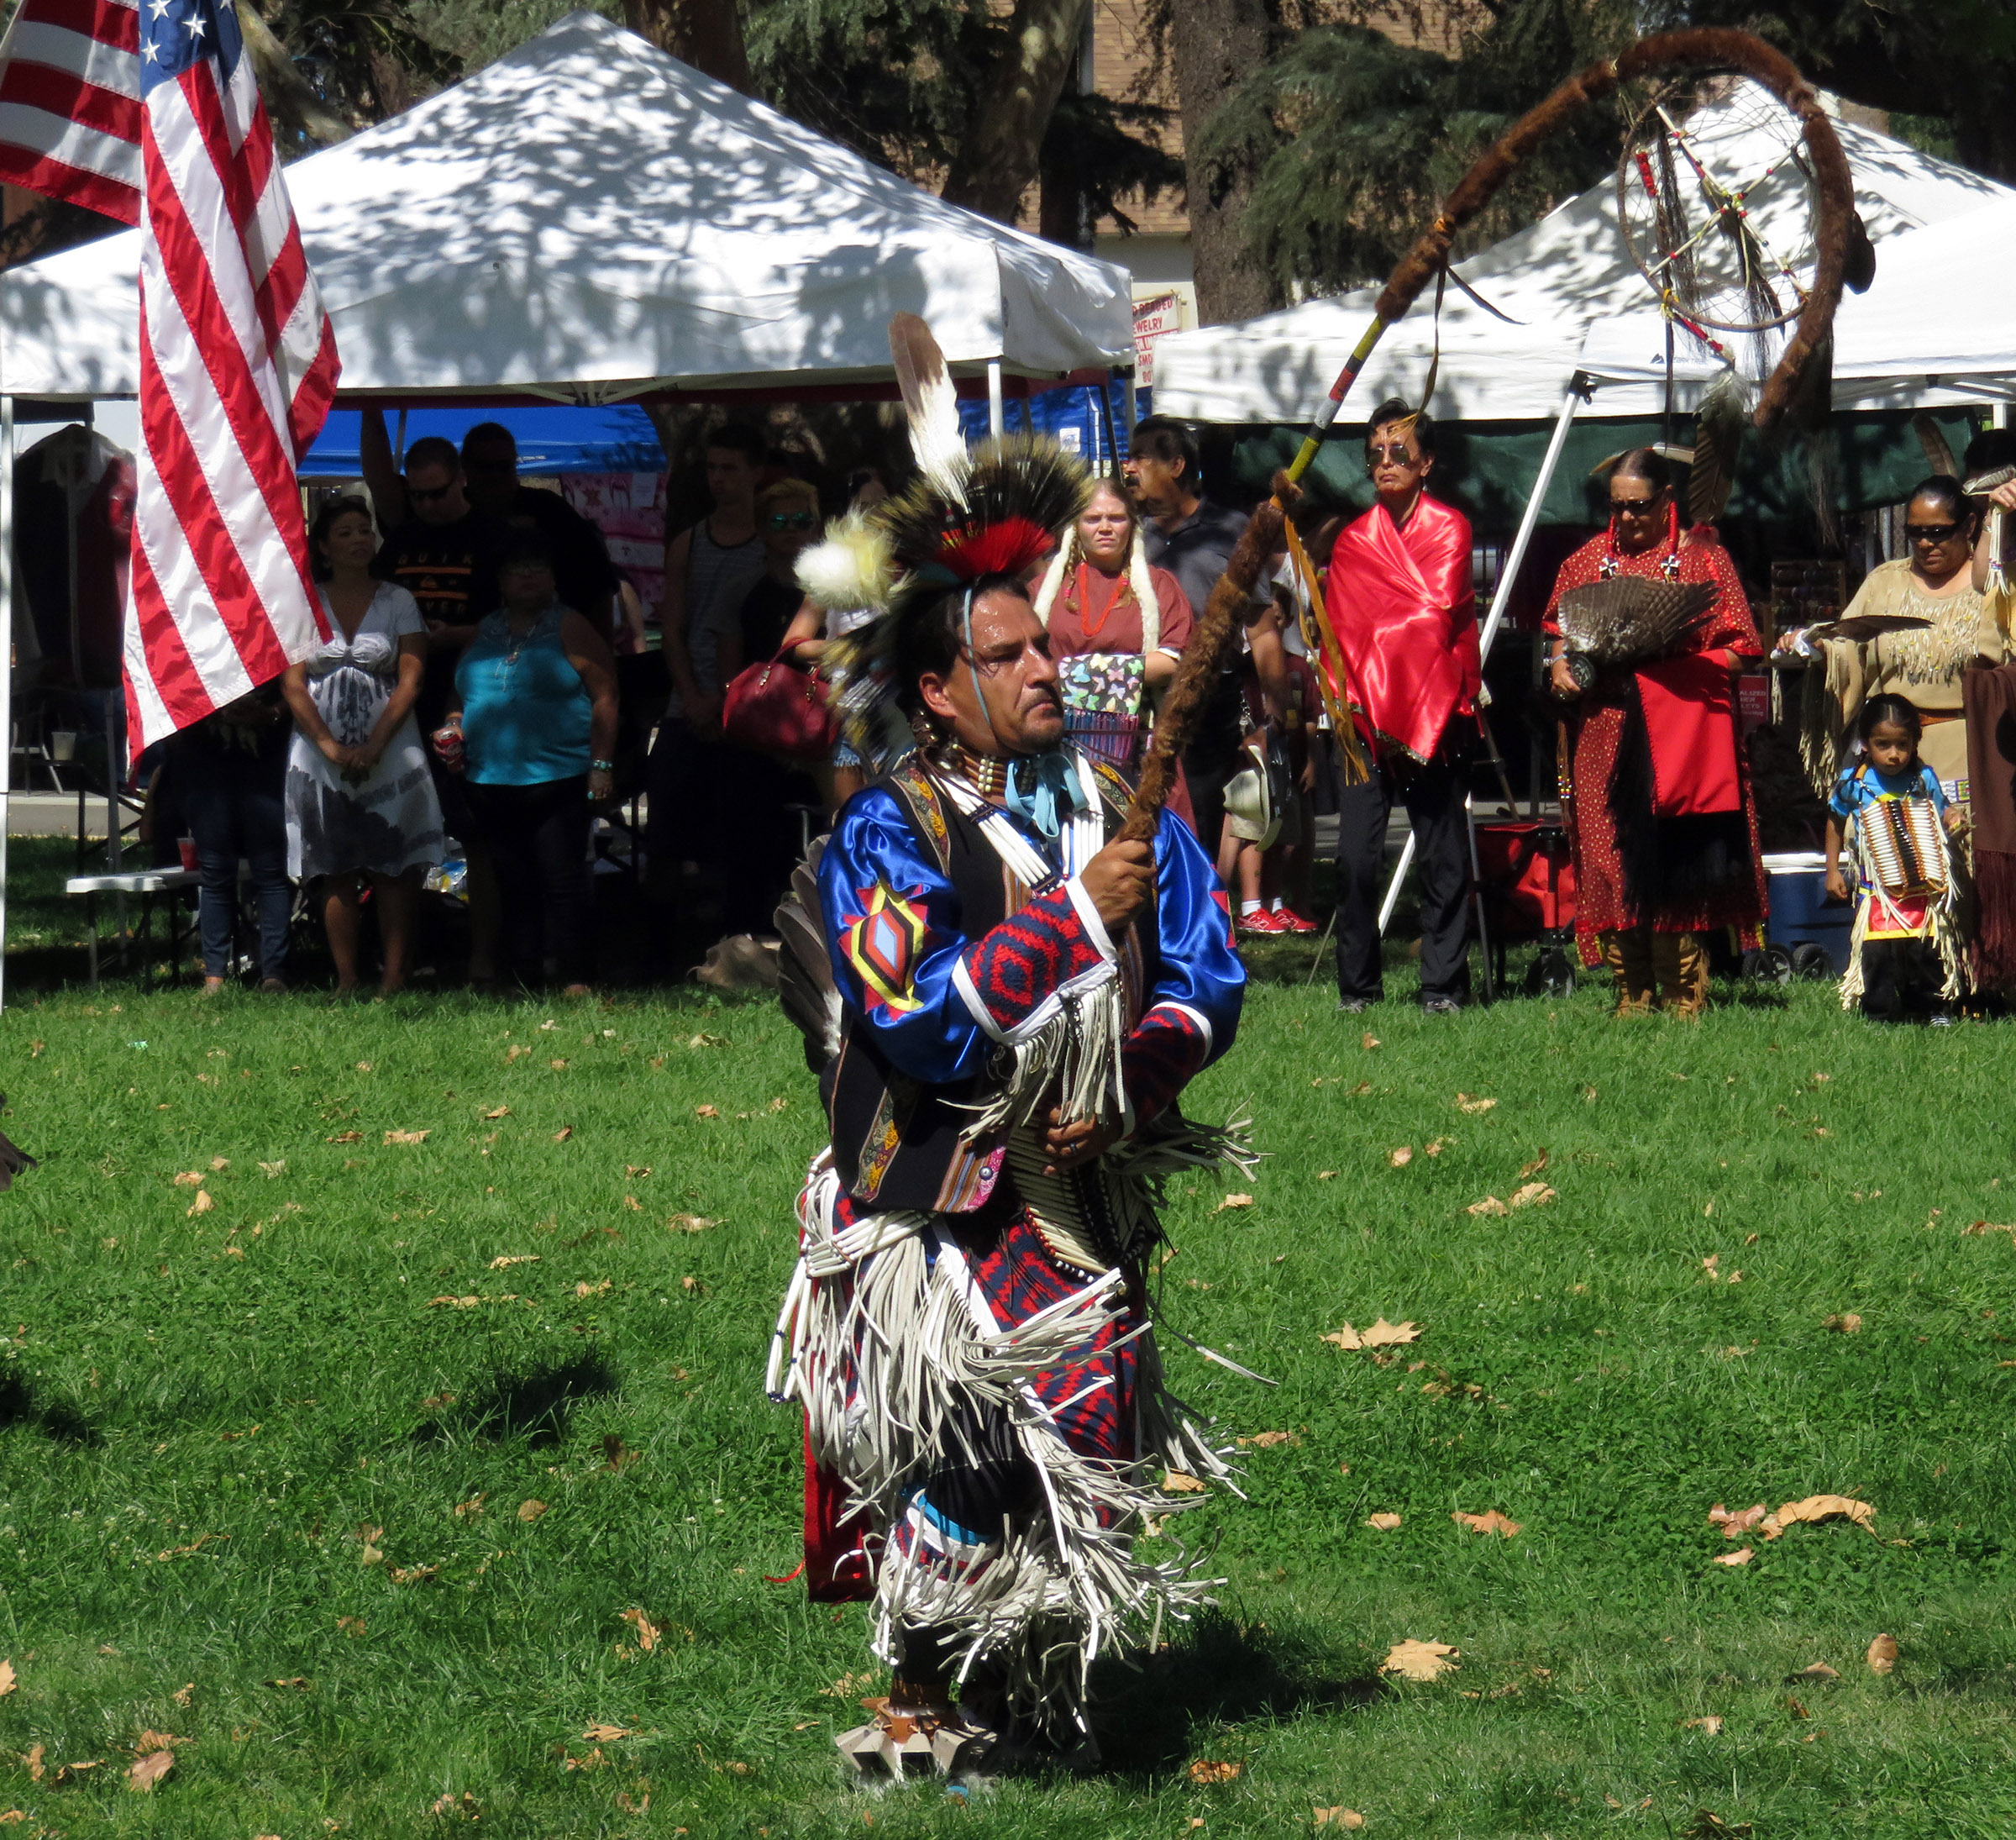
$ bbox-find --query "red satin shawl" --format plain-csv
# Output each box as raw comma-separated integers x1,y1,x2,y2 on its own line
1324,493,1479,764
1543,522,1761,816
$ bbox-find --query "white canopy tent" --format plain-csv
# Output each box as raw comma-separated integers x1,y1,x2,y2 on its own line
0,9,1139,1002
0,9,1135,402
1151,87,2013,428
1579,193,2016,409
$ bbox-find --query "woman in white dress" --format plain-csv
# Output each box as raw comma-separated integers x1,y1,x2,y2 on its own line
281,496,444,994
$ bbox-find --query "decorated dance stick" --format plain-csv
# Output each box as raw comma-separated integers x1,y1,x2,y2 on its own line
1122,29,1856,839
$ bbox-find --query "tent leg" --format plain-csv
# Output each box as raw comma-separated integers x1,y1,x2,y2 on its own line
1374,374,1583,944
1124,374,1137,434
987,362,1004,439
1477,376,1583,669
0,392,12,1012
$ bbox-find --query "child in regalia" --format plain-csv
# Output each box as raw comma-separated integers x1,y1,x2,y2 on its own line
1824,694,1968,1021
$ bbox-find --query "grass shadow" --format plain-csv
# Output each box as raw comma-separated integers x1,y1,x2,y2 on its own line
411,1351,618,1450
1086,1611,1378,1780
0,1372,97,1445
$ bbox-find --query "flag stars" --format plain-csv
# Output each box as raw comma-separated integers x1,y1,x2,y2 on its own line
184,13,207,38
148,0,171,15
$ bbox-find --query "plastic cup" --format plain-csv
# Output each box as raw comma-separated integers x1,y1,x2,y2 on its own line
177,836,198,871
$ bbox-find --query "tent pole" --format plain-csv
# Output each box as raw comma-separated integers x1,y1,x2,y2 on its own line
1375,376,1586,940
1124,374,1137,434
0,392,13,1012
986,363,1004,439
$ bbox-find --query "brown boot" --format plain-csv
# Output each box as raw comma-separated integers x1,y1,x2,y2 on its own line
1651,930,1710,1017
1602,928,1657,1016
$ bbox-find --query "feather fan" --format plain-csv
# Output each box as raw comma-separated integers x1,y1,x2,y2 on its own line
773,838,841,1075
1689,369,1751,527
1557,577,1717,674
889,313,968,509
1800,613,1932,644
1965,464,2016,497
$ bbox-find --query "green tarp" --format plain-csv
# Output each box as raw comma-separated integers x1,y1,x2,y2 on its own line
1223,408,1982,534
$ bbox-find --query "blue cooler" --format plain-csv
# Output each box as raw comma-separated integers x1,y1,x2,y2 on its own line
1763,850,1855,973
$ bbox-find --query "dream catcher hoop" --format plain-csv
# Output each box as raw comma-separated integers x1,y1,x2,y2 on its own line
1616,76,1826,355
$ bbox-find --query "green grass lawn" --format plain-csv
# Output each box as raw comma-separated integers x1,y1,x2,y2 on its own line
0,956,2013,1837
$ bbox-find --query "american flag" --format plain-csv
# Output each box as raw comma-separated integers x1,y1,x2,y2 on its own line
0,0,338,746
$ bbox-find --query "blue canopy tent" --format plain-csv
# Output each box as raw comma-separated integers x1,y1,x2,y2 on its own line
301,404,667,478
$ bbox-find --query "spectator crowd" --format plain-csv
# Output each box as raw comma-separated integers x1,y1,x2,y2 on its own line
140,413,1415,1001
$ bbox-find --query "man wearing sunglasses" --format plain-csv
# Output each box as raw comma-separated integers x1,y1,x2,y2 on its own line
1322,399,1480,1015
459,423,622,646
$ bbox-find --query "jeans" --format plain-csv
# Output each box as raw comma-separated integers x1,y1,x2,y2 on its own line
464,775,594,986
1333,744,1473,1004
176,739,291,980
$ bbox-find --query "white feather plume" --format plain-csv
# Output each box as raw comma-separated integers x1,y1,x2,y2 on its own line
889,313,969,509
795,511,896,615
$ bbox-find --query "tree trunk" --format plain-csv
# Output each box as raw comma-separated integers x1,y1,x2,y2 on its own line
941,0,1091,225
623,0,751,93
1168,0,1281,323
233,0,354,145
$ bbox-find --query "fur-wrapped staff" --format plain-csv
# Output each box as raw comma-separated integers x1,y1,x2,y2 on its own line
765,316,1256,1776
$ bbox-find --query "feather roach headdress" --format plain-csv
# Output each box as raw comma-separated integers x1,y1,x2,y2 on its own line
797,314,1090,768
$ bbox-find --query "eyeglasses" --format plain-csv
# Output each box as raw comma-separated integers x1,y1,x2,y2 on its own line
408,481,455,505
1611,497,1662,513
767,512,816,532
1367,444,1422,466
1906,522,1961,543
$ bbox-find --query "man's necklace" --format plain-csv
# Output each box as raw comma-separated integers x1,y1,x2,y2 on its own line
938,744,1010,801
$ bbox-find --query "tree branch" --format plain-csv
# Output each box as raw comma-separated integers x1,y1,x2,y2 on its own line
234,0,354,145
940,0,1092,223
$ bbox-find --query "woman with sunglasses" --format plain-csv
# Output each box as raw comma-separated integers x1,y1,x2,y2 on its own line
1803,475,1998,817
1544,449,1767,1017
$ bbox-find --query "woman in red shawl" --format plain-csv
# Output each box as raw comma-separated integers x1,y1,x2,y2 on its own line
1545,449,1766,1016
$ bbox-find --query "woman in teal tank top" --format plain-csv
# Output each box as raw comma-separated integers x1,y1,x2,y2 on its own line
441,533,619,994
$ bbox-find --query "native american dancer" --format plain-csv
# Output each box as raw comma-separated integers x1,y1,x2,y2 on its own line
765,425,1248,1773
1320,400,1480,1012
1544,449,1766,1016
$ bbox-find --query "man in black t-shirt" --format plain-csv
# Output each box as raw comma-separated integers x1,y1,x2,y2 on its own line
371,434,512,734
459,422,621,641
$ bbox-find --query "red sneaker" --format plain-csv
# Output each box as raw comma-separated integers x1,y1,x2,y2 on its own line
1275,907,1319,935
1236,909,1283,938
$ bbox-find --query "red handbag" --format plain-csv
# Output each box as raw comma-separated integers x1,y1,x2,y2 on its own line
722,648,837,761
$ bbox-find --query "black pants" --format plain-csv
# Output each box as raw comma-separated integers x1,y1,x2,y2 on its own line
1334,747,1472,1004
1859,936,1944,1021
178,740,290,980
1183,671,1247,863
464,776,594,986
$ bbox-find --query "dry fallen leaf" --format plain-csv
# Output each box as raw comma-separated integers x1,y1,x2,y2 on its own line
1454,1093,1498,1114
1761,1495,1875,1540
1714,1547,1753,1567
1161,1470,1208,1495
0,1660,13,1698
1313,1811,1365,1830
453,1495,486,1520
390,1564,438,1585
1824,1312,1863,1333
1321,1317,1420,1352
583,1724,633,1742
171,1170,203,1187
1452,1509,1521,1538
1317,1170,1337,1180
1364,1511,1402,1531
1187,1759,1241,1785
1424,1138,1450,1157
1380,1638,1458,1681
517,1500,548,1522
186,1190,214,1216
1707,1502,1770,1537
1684,1716,1725,1734
694,1104,719,1119
489,1254,538,1269
1520,1149,1550,1178
1866,1632,1898,1675
619,1607,661,1652
1241,1430,1299,1448
428,1296,479,1309
1387,1147,1413,1169
383,1129,430,1146
483,1106,510,1120
1361,1033,1381,1050
1788,1663,1839,1683
19,1744,39,1783
667,1212,717,1233
1508,1182,1557,1209
171,1682,193,1706
553,1126,574,1143
325,1131,363,1144
337,1617,365,1638
1215,1192,1255,1212
1466,1196,1509,1217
